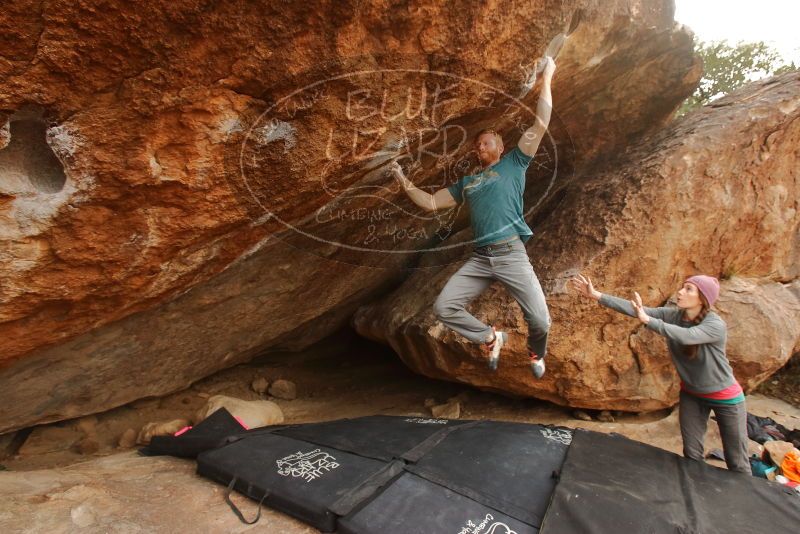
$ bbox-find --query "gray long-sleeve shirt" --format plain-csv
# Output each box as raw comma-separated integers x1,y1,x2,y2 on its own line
598,294,736,393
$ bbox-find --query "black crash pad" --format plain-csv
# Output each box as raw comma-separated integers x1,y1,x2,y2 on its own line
338,472,537,534
148,415,799,533
540,429,800,534
275,414,471,461
197,431,400,532
139,407,246,459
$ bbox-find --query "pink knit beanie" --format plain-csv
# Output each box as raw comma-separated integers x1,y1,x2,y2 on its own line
685,275,720,307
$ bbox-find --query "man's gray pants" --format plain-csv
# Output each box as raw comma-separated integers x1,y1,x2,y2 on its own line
433,238,550,358
679,391,750,473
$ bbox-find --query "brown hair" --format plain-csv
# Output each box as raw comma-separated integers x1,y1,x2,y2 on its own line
473,128,503,146
683,292,710,359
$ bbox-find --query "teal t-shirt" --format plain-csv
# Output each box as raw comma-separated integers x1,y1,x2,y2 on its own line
447,146,534,247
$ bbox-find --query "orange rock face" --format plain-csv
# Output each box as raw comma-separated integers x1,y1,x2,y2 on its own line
0,0,700,432
354,72,800,411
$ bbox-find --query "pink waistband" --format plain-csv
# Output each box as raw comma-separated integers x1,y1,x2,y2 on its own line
681,381,743,399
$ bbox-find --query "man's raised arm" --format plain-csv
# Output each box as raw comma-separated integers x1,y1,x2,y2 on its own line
518,56,556,158
390,161,457,212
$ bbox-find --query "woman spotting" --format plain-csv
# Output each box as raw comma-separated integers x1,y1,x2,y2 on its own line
570,273,750,474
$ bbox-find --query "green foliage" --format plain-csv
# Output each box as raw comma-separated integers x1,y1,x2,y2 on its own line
678,40,797,116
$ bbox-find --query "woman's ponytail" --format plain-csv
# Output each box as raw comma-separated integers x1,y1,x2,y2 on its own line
683,293,711,359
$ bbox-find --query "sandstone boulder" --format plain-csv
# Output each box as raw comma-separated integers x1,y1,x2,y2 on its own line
0,0,699,431
354,72,800,411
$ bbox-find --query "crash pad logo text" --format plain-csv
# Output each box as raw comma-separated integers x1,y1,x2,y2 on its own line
458,513,518,534
404,417,448,425
539,427,572,445
276,449,340,482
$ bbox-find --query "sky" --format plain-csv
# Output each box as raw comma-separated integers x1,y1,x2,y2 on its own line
674,0,800,65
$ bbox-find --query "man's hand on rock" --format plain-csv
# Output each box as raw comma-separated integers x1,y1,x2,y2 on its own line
533,55,556,82
390,161,412,190
540,56,556,80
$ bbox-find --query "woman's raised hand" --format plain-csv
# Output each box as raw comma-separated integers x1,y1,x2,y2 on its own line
630,291,650,324
570,274,601,300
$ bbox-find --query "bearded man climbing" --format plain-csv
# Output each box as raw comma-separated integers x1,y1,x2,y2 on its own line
391,56,556,379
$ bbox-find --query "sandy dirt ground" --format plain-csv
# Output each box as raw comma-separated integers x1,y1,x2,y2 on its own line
1,329,798,532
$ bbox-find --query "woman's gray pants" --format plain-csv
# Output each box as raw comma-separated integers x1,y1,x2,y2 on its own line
432,238,550,358
679,391,750,474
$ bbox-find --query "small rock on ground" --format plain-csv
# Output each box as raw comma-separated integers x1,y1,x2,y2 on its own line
136,419,190,445
269,380,297,400
251,377,270,395
118,429,137,449
597,410,616,423
573,410,593,421
72,437,100,455
431,401,460,419
195,395,284,429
